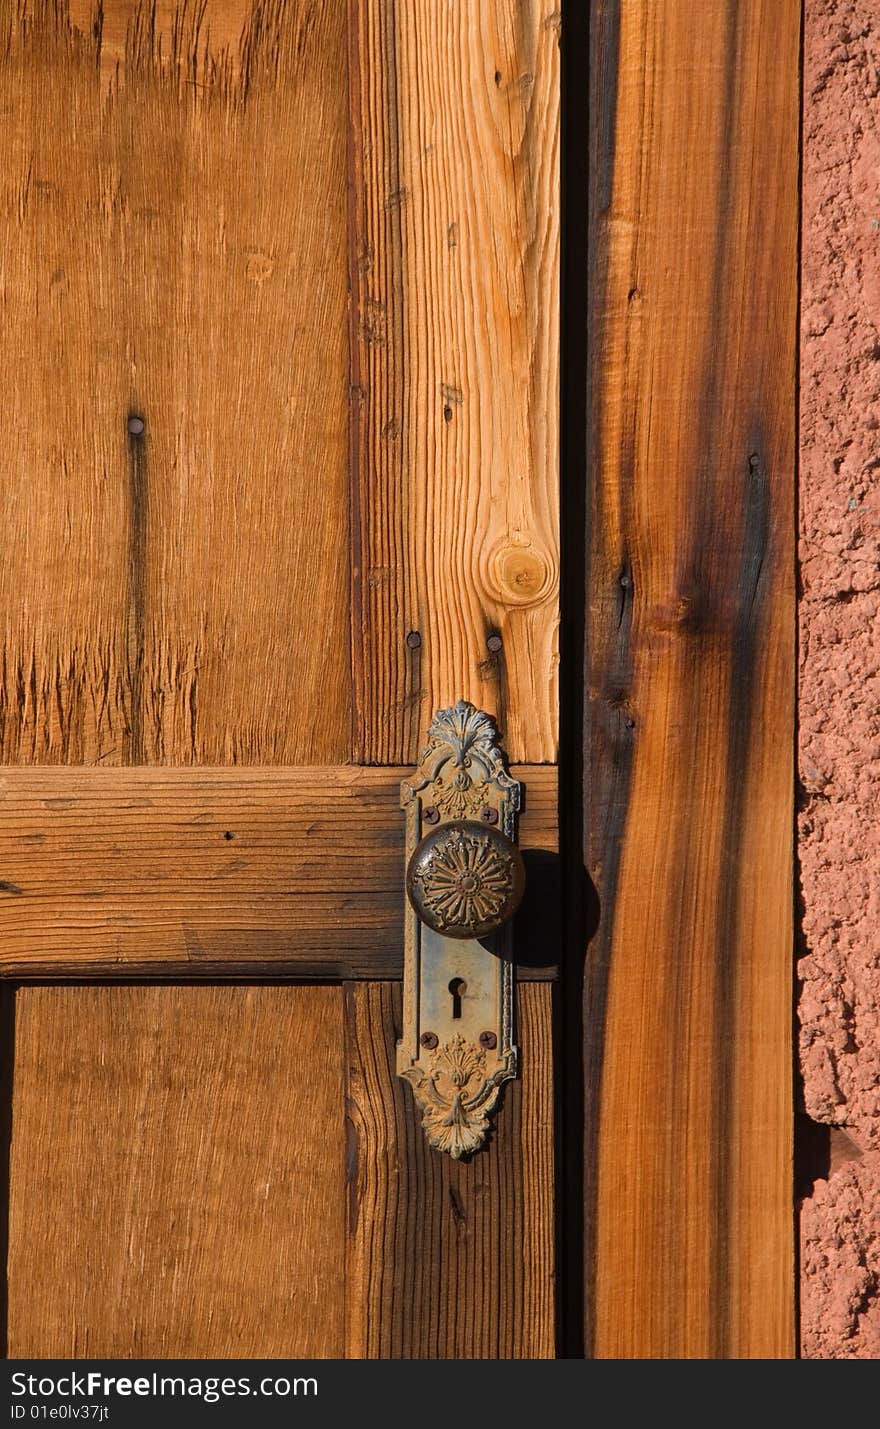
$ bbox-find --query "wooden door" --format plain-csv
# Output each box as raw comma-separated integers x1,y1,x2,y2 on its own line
0,0,802,1362
0,0,559,1358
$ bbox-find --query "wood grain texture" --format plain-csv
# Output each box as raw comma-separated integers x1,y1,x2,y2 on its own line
0,1,350,765
585,0,798,1358
348,0,560,764
6,984,345,1356
344,981,555,1358
67,1,253,87
0,765,557,979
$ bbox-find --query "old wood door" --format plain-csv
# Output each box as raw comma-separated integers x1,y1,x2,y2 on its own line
0,0,560,1358
0,0,802,1362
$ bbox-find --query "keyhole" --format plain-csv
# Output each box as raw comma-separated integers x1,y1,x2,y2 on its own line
448,978,467,1020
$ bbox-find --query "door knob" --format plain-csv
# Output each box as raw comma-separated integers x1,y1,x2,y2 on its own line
406,819,525,939
397,701,524,1158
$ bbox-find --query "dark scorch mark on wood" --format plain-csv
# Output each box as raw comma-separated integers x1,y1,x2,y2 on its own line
681,2,766,1353
125,409,148,766
582,0,637,1359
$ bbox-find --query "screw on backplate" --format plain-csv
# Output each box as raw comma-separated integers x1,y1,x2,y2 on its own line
420,1031,439,1050
423,806,440,824
480,806,498,825
479,1031,497,1050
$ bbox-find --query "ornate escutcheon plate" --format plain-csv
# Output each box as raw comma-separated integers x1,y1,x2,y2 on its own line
397,701,522,1158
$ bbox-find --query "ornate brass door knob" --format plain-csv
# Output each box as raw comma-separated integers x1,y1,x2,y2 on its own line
397,701,525,1158
406,820,525,939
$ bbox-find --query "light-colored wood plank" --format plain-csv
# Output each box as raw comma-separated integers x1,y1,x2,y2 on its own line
7,984,345,1356
585,0,798,1358
0,1,350,765
0,765,557,978
344,981,555,1358
348,0,560,764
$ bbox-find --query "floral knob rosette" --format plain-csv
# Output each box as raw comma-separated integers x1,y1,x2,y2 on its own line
406,820,525,940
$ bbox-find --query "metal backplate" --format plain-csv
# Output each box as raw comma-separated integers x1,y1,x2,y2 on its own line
397,701,521,1158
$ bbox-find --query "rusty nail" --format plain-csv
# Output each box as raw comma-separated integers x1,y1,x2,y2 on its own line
420,1031,439,1050
423,806,440,825
479,1031,497,1050
480,806,498,825
406,630,422,649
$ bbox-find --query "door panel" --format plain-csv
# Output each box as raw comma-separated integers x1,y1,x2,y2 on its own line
1,0,350,765
7,985,344,1357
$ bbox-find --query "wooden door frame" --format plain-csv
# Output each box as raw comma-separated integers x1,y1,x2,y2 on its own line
560,1,800,1358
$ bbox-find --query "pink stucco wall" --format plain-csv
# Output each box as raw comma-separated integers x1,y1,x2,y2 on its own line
799,0,880,1358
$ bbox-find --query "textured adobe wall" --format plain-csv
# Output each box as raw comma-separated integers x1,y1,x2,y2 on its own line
799,0,880,1358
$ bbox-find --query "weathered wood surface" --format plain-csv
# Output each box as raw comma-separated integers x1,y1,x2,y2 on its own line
67,0,253,86
0,2,563,1366
348,0,560,764
0,1,351,765
0,765,557,979
344,981,555,1358
3,2,561,771
5,979,555,1358
585,0,798,1358
7,984,345,1356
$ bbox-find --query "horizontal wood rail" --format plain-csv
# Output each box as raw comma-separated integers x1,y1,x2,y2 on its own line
0,766,557,981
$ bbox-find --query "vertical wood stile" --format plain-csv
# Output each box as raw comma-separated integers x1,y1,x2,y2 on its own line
344,982,555,1358
348,0,561,764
